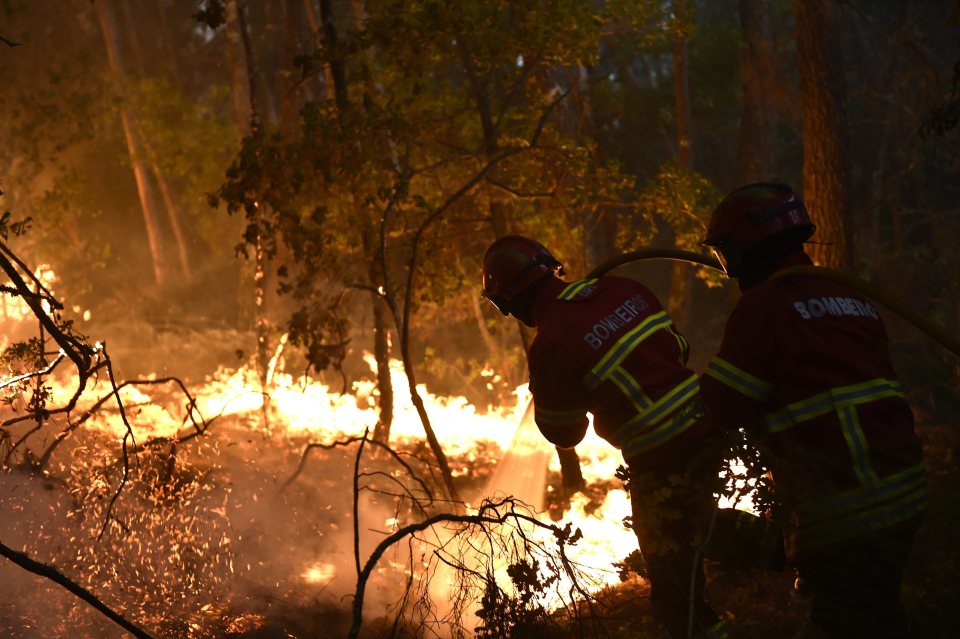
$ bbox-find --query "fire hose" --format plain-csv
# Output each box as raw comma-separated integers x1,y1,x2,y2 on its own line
587,247,960,359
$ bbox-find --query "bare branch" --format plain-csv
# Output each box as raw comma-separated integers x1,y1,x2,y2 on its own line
347,497,582,639
0,540,158,639
352,428,368,578
97,345,139,541
279,435,433,501
0,352,66,391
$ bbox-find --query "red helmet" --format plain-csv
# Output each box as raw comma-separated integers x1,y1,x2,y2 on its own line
703,182,814,248
482,235,563,314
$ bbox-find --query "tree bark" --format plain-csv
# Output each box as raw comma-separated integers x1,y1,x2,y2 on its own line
153,162,193,281
116,2,194,282
94,0,168,286
279,0,302,143
738,0,777,184
153,0,179,80
370,294,394,442
225,0,254,140
320,0,349,111
226,0,273,392
365,219,395,444
303,0,338,101
793,0,851,269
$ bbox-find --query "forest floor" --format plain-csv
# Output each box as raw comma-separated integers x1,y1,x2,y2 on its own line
217,401,960,639
2,321,958,639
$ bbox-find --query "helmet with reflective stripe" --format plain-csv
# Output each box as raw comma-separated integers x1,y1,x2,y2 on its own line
482,235,563,315
703,182,814,248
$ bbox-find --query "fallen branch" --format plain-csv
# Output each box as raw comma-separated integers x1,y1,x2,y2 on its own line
97,344,138,541
280,435,433,504
37,374,210,468
0,540,159,639
347,497,584,639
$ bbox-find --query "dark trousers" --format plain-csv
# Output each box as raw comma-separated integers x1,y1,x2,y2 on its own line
795,518,921,639
629,446,723,639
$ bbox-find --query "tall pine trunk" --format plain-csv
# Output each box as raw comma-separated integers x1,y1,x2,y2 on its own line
738,0,777,184
794,0,851,269
94,0,168,286
117,1,193,282
225,0,254,141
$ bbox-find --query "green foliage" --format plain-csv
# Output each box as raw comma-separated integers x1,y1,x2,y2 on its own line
474,558,564,639
212,0,655,378
618,162,724,286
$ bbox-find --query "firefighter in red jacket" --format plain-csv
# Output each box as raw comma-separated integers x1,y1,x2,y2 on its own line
698,183,927,638
482,236,726,639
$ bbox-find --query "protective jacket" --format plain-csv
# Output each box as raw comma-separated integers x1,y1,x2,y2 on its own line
700,252,927,559
528,275,713,468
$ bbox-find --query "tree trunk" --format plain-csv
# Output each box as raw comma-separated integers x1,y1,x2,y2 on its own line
279,0,302,143
668,0,693,329
227,0,272,392
303,0,338,101
225,0,254,140
153,163,193,281
738,0,777,184
319,0,349,111
94,0,168,286
365,219,395,444
793,0,851,270
370,296,394,443
153,0,179,80
117,1,193,282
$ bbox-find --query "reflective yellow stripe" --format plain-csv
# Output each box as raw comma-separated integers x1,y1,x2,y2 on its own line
631,374,699,428
839,405,880,486
583,311,672,389
764,378,905,432
610,367,651,413
621,399,702,458
666,325,689,365
534,405,586,427
612,376,700,452
557,278,598,300
792,479,927,554
795,462,926,525
704,357,771,401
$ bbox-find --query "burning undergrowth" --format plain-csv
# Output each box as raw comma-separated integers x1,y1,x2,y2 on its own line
0,352,644,639
0,246,747,639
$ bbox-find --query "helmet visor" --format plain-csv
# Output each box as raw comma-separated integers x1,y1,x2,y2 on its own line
712,243,742,278
485,293,512,316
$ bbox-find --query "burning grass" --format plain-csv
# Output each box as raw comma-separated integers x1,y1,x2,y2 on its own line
0,352,656,638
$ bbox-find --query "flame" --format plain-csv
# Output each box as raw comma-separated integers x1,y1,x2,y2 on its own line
301,562,336,584
0,327,758,636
